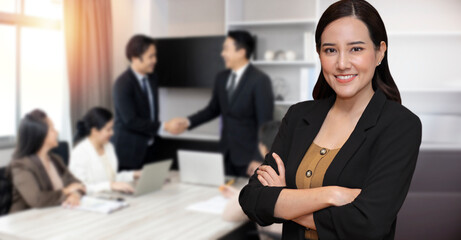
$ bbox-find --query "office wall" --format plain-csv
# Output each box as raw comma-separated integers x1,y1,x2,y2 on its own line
167,0,225,37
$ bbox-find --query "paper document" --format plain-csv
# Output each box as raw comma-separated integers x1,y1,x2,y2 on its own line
70,196,129,214
186,196,229,215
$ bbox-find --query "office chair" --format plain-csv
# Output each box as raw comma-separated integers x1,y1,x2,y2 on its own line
0,167,12,216
51,141,70,166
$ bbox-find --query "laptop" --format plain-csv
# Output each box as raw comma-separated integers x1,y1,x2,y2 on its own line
178,150,225,187
131,159,172,196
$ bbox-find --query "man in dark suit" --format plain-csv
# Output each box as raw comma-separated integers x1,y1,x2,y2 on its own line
171,31,274,177
112,35,178,171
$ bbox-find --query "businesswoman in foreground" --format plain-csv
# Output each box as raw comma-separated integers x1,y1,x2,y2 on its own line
239,0,422,239
9,110,85,213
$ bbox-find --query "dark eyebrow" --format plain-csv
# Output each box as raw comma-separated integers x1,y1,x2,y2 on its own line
348,41,366,45
322,43,335,47
321,41,366,47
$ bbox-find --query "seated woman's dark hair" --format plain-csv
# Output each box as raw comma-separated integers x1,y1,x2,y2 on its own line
74,107,113,145
313,0,401,104
13,109,49,160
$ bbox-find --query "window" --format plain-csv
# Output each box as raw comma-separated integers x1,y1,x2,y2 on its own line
20,27,65,132
24,0,62,19
0,0,64,147
0,24,16,138
0,0,17,14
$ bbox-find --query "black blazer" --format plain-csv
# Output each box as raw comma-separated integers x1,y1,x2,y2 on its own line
188,64,274,167
112,68,160,170
239,90,422,240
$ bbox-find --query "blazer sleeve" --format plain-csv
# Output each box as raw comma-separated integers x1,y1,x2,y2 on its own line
11,161,66,208
113,77,160,137
314,112,422,240
239,105,295,226
188,74,222,129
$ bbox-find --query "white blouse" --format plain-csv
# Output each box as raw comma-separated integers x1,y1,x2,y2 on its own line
69,138,134,194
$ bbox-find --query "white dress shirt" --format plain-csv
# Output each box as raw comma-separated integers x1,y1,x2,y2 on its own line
69,138,135,194
226,63,250,91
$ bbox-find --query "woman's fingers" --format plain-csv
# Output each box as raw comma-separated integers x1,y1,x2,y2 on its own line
123,184,134,193
272,152,286,178
261,165,281,183
257,169,275,185
257,175,269,186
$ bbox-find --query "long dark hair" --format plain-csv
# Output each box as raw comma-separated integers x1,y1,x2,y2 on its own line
74,107,113,145
313,0,401,104
13,109,49,160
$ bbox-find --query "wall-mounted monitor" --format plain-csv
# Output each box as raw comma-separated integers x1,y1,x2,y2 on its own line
155,36,226,88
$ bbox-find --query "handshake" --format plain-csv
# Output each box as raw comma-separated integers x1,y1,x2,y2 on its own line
164,117,189,135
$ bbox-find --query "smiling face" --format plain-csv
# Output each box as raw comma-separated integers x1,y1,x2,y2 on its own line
132,44,157,75
90,120,114,145
319,16,386,100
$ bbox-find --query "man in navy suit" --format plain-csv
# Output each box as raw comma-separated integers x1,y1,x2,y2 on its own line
112,35,178,171
171,31,275,176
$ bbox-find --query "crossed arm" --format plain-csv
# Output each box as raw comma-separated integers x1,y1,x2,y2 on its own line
256,152,361,230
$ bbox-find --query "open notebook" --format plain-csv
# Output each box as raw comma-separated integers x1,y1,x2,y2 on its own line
68,196,129,214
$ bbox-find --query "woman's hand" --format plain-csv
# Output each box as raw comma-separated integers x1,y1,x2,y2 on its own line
256,152,286,187
111,182,135,194
63,183,86,195
293,213,316,230
219,185,238,199
331,186,362,207
62,192,81,208
133,170,142,179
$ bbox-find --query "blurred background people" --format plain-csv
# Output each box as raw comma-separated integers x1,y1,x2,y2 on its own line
169,30,274,177
9,110,85,213
70,107,141,195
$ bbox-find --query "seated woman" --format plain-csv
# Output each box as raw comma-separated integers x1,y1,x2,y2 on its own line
9,109,85,213
69,107,140,194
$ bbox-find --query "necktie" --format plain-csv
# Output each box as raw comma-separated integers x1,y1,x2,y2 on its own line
141,77,149,96
227,73,237,101
142,78,155,121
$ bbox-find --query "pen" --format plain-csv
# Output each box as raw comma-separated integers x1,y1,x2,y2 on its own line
219,178,235,191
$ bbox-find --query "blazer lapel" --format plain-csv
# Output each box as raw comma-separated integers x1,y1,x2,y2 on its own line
219,70,231,111
228,65,252,107
30,155,54,191
323,90,387,185
127,68,150,106
285,96,335,187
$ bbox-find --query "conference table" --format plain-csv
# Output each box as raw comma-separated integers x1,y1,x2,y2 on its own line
0,172,248,240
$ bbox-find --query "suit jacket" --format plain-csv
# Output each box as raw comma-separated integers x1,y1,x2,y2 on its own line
239,89,422,240
9,154,81,213
112,68,160,170
188,64,274,167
